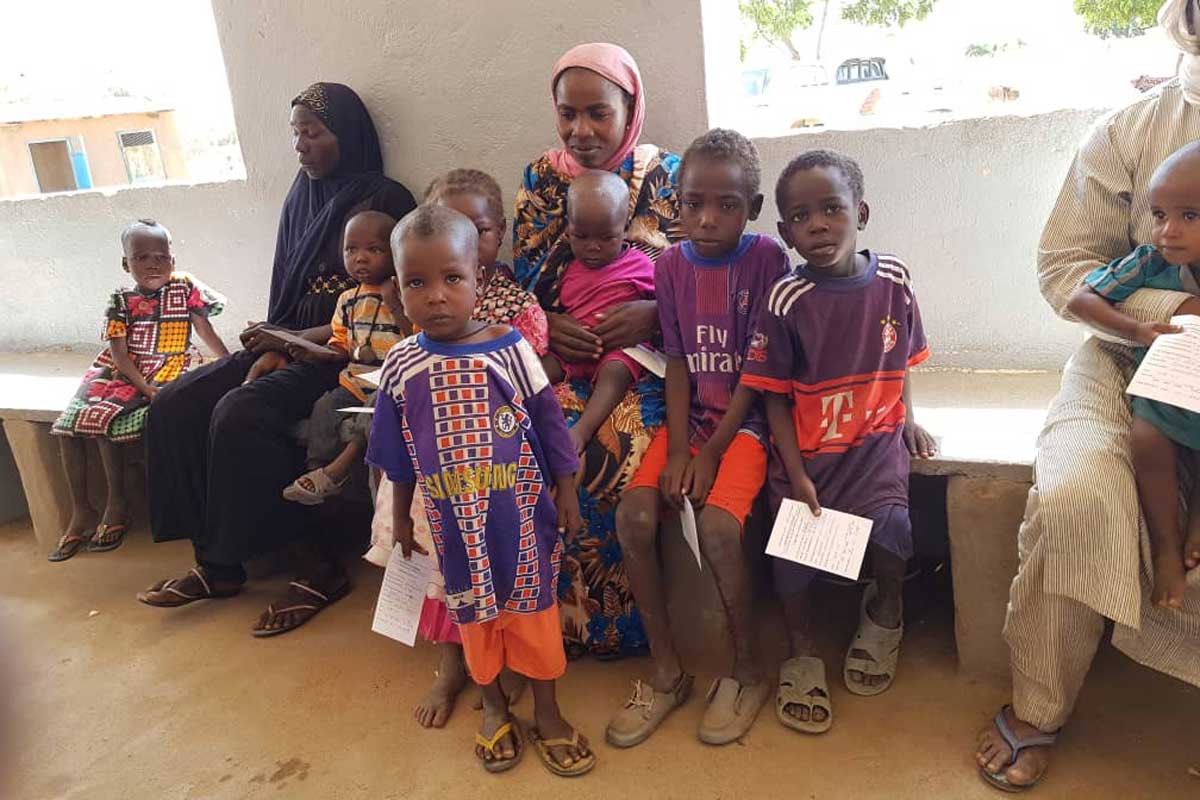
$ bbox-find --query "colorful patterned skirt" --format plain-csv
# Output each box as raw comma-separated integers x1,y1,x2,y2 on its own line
52,348,197,443
555,372,664,658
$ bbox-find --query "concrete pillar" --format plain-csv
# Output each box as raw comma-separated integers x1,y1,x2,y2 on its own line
2,420,71,551
946,475,1029,679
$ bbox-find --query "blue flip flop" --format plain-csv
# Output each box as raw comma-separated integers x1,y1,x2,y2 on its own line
979,706,1058,793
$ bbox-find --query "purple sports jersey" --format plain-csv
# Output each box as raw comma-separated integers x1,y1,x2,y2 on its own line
367,329,579,625
656,233,790,445
741,252,929,515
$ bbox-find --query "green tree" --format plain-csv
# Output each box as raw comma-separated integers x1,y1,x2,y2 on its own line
1073,0,1165,38
841,0,937,27
738,0,815,61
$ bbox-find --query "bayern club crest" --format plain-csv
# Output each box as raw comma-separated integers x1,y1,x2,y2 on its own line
881,316,898,354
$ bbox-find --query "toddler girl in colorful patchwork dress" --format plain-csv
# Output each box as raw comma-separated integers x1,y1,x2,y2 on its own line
49,219,228,561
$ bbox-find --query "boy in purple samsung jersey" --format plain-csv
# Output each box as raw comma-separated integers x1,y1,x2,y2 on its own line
741,149,936,735
606,129,789,749
367,205,595,777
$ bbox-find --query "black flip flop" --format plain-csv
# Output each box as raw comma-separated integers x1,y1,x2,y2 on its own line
48,530,94,562
87,522,128,553
252,578,351,638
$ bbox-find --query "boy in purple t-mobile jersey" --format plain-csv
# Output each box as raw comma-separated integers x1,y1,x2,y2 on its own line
607,130,788,749
367,205,596,777
741,149,936,735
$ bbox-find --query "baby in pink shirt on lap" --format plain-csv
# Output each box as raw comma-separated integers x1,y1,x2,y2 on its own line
543,170,655,454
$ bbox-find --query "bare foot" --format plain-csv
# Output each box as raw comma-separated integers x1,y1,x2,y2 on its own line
1184,522,1200,571
975,706,1053,789
415,644,469,728
1152,550,1187,609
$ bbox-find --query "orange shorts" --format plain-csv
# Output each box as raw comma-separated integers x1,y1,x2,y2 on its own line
626,428,766,523
458,604,566,686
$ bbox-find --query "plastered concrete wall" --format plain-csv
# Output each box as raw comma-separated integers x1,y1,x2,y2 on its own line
0,0,1091,370
0,111,187,198
749,110,1099,369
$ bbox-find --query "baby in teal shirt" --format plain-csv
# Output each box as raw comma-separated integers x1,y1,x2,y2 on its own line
1067,140,1200,611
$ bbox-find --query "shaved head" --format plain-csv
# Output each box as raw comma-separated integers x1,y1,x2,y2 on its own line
392,204,479,265
567,169,630,228
1151,140,1200,192
120,218,170,254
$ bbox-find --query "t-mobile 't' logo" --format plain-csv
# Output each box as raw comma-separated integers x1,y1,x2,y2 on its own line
819,390,855,442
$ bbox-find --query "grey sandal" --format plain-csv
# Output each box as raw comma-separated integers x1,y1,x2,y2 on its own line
844,582,903,696
777,656,832,734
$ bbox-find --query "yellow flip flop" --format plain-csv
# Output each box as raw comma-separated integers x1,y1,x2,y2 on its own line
475,719,523,774
528,726,596,778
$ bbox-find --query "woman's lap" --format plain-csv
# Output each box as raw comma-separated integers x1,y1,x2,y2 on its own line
147,351,256,544
148,352,342,565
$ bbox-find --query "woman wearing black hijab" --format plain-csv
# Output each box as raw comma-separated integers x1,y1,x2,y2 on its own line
138,83,416,636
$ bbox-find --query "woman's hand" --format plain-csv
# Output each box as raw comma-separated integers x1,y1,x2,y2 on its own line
548,312,604,362
590,300,659,351
241,321,284,353
243,350,290,385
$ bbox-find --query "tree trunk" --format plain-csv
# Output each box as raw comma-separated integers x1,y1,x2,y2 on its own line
784,36,803,60
816,0,832,60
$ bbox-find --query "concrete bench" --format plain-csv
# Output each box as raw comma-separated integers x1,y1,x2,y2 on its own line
0,351,1056,677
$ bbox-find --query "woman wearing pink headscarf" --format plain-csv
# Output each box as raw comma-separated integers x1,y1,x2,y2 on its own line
514,43,682,659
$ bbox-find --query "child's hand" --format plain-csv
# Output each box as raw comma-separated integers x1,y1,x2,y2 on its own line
554,476,584,537
659,451,691,510
143,385,160,401
394,516,426,559
378,276,401,306
790,473,821,516
903,421,938,459
1133,320,1182,348
556,482,585,537
683,447,719,506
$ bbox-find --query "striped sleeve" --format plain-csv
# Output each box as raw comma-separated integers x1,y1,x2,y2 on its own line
1082,244,1165,303
1039,85,1195,328
740,275,801,395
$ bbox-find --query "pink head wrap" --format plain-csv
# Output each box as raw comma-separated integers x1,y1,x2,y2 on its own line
547,43,645,178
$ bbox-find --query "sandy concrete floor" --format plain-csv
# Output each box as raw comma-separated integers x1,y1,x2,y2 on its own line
1,518,1198,800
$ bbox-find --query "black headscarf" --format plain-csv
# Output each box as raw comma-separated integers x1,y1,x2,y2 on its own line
267,82,414,327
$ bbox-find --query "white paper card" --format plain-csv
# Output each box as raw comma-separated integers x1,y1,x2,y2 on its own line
371,547,434,646
622,345,667,378
337,406,375,414
1126,315,1200,414
680,497,703,571
358,368,384,387
765,499,874,581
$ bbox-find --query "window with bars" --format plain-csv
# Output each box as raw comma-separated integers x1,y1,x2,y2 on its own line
118,128,166,184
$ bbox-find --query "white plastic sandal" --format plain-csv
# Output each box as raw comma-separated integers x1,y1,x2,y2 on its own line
282,467,347,505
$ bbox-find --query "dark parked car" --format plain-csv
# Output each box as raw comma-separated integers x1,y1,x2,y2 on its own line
837,57,888,85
